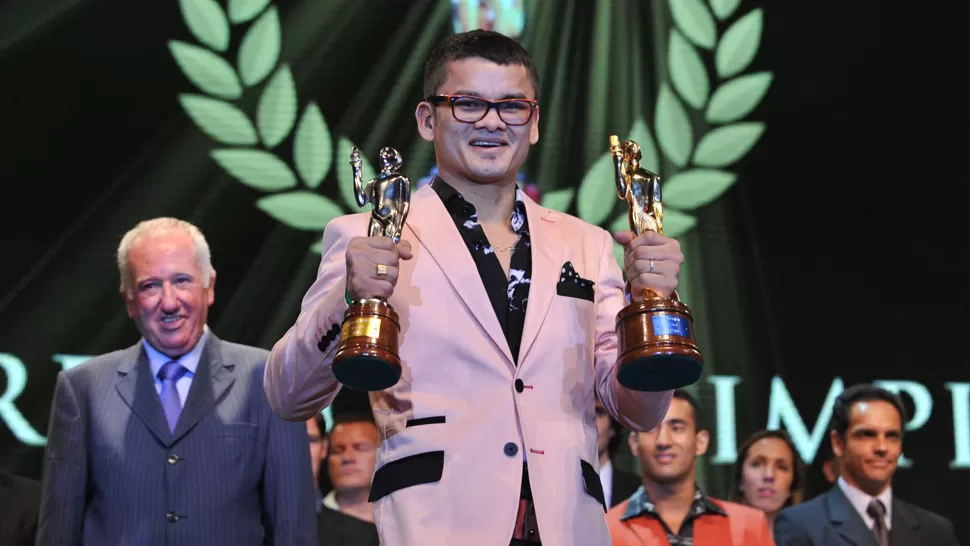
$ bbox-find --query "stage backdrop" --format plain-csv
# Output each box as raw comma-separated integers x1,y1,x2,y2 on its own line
0,0,966,540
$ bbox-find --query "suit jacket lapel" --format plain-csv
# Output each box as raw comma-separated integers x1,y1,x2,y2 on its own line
171,333,235,443
889,499,921,546
517,195,563,366
115,343,173,447
827,487,878,546
692,516,724,545
406,186,514,366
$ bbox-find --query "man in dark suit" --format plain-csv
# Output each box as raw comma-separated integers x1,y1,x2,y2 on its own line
35,217,317,545
774,383,958,546
0,468,39,545
594,397,640,508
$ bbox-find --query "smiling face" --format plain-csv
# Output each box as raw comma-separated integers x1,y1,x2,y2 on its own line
416,57,539,187
629,397,708,485
832,399,902,495
740,437,795,516
122,229,214,358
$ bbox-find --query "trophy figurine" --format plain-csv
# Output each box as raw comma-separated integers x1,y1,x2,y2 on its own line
610,135,703,392
332,146,411,392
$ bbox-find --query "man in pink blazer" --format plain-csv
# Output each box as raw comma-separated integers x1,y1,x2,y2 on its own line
264,30,684,546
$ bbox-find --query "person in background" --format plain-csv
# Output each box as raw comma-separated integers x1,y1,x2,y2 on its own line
607,390,775,546
731,429,804,528
0,468,40,546
35,217,317,546
595,396,640,508
317,411,380,546
774,383,958,546
307,412,330,512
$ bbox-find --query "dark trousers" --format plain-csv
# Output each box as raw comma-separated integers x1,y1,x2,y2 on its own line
510,463,540,545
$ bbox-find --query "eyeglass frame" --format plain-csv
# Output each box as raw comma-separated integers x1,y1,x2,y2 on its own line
425,94,539,126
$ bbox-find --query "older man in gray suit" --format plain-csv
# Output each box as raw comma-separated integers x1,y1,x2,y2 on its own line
36,218,317,545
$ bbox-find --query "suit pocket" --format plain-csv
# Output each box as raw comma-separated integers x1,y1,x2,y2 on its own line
557,261,595,302
368,450,445,502
220,422,258,438
406,415,446,428
580,459,607,512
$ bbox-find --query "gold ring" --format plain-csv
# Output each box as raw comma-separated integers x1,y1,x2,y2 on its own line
376,263,388,277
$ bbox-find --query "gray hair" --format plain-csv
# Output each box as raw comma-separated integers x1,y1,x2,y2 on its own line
117,217,214,296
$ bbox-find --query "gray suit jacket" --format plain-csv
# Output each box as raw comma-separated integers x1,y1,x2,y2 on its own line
35,333,317,546
774,485,959,546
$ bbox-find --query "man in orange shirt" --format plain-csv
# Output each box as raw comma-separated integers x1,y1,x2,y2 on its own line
607,390,774,546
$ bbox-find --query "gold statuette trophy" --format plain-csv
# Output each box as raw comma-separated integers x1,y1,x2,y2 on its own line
332,146,411,392
610,135,703,392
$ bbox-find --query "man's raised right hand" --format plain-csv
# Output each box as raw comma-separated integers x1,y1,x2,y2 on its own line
345,236,413,301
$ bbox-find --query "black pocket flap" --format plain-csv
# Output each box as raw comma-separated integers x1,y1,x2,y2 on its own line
580,459,607,512
406,416,446,428
368,451,445,502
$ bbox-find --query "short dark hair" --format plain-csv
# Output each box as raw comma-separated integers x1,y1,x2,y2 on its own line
731,429,805,508
423,29,540,101
829,384,907,439
673,389,704,431
331,409,376,429
312,412,328,437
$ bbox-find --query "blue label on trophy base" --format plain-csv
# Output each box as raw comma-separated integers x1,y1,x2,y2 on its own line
652,315,689,337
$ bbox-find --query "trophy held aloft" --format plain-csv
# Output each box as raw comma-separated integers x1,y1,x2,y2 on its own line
610,135,704,392
332,146,411,392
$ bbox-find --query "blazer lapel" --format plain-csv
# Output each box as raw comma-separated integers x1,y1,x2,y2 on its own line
405,185,514,366
827,487,878,546
517,195,564,366
692,516,725,545
889,499,921,546
171,334,236,443
115,343,172,447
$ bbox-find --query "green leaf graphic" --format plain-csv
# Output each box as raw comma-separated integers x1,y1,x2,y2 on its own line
540,188,574,212
662,208,698,237
257,192,345,230
336,138,375,211
228,0,273,24
655,84,693,168
168,41,242,100
210,149,298,191
669,0,716,49
627,118,660,174
709,0,741,20
716,8,764,79
310,239,323,254
179,0,229,52
705,72,773,123
669,29,710,110
178,94,257,145
293,103,332,189
256,64,297,148
576,153,616,226
662,169,737,210
692,122,765,167
237,6,281,86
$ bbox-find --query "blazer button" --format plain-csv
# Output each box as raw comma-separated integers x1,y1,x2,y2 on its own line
504,442,518,457
167,454,180,465
514,379,524,393
166,512,178,523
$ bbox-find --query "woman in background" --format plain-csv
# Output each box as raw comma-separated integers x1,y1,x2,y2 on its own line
732,429,805,528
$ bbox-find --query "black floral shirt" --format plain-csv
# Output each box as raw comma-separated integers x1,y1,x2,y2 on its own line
430,176,532,364
620,485,728,545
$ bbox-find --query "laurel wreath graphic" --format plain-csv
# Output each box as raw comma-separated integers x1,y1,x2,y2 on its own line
169,0,769,258
168,0,375,253
543,0,773,264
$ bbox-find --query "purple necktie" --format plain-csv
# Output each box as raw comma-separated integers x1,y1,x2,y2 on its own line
158,361,188,433
867,499,889,546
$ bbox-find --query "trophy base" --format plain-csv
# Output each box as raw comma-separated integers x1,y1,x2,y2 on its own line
615,297,704,392
332,299,402,392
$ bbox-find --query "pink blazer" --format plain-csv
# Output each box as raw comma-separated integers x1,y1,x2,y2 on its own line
264,185,673,546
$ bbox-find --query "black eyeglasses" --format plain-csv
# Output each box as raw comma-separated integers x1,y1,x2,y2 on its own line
427,94,538,126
